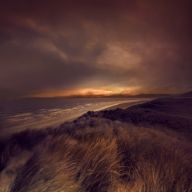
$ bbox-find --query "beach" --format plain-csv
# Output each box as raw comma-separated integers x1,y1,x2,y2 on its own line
0,94,192,192
0,98,150,138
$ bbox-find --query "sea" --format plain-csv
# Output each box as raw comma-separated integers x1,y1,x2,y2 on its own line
0,97,148,137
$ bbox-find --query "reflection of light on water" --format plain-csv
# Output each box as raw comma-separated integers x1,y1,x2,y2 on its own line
1,98,148,136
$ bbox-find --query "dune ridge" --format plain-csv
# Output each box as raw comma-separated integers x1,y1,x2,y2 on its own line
0,95,192,192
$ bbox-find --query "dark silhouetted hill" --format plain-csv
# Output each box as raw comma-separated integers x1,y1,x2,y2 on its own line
182,91,192,97
84,95,192,140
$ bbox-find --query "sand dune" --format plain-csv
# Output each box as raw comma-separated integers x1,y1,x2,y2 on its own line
0,95,192,192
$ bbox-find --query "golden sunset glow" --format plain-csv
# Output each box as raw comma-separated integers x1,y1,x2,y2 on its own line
0,1,191,191
0,0,191,99
30,86,142,98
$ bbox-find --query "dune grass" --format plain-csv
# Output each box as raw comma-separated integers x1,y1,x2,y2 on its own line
0,116,191,192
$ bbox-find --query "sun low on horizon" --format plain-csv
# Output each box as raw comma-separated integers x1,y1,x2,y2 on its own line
29,86,143,98
0,0,191,99
0,1,192,191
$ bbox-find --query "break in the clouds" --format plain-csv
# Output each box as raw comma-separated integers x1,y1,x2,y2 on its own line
0,0,192,98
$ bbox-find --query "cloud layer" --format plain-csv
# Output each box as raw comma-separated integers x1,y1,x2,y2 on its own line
0,0,192,98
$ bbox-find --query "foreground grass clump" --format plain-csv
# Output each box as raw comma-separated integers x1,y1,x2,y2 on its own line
0,116,191,192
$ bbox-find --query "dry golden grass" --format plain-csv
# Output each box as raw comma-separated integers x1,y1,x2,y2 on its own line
0,117,192,192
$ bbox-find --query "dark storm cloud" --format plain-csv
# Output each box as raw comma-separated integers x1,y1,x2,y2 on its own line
0,0,192,97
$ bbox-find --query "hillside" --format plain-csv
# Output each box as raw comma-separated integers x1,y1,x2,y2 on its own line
0,95,192,192
182,91,192,97
86,96,192,140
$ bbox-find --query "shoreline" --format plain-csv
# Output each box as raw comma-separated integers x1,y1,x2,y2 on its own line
104,100,151,110
0,98,151,138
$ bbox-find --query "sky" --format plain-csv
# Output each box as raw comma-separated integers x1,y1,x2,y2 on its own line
0,0,192,98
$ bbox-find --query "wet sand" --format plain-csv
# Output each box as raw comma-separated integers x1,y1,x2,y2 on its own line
0,98,150,138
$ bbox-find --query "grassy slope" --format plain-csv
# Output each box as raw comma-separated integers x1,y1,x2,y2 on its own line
0,95,192,192
88,96,192,140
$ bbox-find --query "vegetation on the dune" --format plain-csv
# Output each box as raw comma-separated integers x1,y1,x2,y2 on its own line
0,96,192,192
